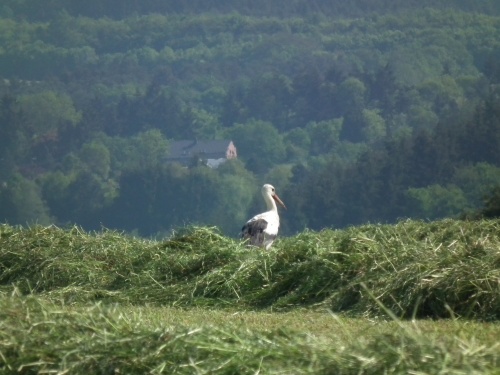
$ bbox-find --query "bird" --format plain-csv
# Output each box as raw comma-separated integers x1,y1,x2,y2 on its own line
241,184,286,250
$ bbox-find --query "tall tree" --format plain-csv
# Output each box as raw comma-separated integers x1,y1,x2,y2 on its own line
226,120,286,174
460,94,500,166
0,95,25,176
0,173,52,225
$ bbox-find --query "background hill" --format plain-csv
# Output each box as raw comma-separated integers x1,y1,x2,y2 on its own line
4,0,500,19
1,1,500,236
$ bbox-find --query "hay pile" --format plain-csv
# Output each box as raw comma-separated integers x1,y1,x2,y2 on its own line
1,296,499,374
1,219,500,319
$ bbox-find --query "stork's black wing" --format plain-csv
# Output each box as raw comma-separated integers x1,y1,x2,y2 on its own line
241,218,268,247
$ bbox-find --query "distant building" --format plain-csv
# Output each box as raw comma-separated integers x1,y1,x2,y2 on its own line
166,140,237,168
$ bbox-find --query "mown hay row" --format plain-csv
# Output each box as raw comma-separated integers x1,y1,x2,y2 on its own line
1,296,499,374
1,219,500,319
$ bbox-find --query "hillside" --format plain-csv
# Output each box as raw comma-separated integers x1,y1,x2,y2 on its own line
4,0,500,20
1,1,500,236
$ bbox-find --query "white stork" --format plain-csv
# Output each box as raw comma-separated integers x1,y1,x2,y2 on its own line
241,184,286,250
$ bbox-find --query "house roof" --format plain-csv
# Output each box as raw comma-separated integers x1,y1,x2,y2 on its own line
167,140,235,160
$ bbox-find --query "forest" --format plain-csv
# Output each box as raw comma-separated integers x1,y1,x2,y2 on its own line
1,0,500,237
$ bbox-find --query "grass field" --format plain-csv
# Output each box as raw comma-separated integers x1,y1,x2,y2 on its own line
1,219,500,373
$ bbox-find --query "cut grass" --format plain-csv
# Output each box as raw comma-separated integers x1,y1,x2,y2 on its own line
1,219,500,319
1,219,500,373
1,295,500,374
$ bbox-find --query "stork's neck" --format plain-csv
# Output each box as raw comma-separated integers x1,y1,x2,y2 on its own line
264,193,277,212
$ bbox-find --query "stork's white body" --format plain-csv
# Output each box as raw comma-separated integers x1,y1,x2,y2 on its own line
241,184,286,250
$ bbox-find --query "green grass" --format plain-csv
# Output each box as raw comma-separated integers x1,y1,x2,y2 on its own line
1,296,500,374
1,219,500,318
1,219,500,373
0,297,500,374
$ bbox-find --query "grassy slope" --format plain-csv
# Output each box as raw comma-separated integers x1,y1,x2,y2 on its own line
1,219,500,373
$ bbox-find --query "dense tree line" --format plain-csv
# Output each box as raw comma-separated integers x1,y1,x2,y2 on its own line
1,2,500,236
3,0,500,20
282,90,500,231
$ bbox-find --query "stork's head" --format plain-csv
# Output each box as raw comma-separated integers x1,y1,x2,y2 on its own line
262,184,286,209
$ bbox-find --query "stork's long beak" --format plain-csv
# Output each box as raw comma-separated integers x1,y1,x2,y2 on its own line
273,194,287,210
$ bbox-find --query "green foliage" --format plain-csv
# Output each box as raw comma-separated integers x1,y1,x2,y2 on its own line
0,173,52,225
226,120,286,173
461,96,500,165
98,130,169,173
207,161,256,233
338,77,366,111
99,159,257,236
407,184,469,220
263,164,293,191
1,3,500,234
79,141,111,178
133,129,170,170
480,186,500,218
283,130,310,161
38,143,120,225
306,119,342,155
18,91,81,134
361,108,386,142
453,162,500,207
0,95,27,175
